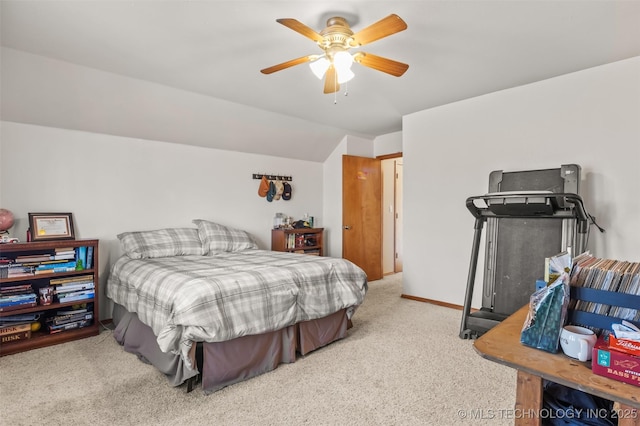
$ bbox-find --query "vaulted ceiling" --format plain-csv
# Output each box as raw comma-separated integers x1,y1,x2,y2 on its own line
2,1,640,162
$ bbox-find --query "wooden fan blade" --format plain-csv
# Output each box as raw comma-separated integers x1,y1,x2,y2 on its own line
276,18,323,43
354,52,409,77
260,55,316,74
351,14,407,46
323,65,339,94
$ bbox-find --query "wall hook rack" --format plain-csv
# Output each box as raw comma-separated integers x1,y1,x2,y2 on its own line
252,173,292,182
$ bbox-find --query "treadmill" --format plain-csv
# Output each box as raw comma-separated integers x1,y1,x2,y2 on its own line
459,164,590,339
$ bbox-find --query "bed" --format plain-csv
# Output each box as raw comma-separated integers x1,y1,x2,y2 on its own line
106,220,368,394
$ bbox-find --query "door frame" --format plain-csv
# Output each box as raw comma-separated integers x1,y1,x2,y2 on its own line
377,153,403,274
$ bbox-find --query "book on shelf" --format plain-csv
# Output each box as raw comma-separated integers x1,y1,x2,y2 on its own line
47,311,93,326
0,301,37,312
55,307,89,316
34,268,76,275
0,313,41,327
49,274,94,286
46,318,92,334
0,293,37,304
1,329,31,343
85,246,94,269
21,259,72,267
55,247,75,254
0,294,37,305
0,283,34,295
57,289,94,298
54,248,75,255
35,260,77,271
56,291,95,303
15,254,51,263
54,282,95,294
5,265,35,277
50,254,75,261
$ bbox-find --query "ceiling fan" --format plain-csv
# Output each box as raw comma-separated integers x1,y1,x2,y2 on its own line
260,14,409,94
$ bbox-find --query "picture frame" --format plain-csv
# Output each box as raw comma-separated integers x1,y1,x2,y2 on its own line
28,213,75,241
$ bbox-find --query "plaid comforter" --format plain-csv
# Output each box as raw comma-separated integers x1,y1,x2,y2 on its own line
106,249,367,364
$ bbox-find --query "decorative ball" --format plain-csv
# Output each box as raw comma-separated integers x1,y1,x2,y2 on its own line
0,209,15,232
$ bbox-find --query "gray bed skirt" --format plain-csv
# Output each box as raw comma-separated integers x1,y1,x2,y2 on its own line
111,303,349,393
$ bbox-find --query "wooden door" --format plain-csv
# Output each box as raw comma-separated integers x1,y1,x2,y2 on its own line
342,155,383,280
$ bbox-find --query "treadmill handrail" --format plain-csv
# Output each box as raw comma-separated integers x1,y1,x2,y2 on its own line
465,192,589,223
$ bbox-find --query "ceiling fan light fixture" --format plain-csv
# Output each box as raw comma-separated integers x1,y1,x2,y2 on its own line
262,14,408,93
309,57,330,79
333,50,353,69
337,67,355,84
333,51,355,83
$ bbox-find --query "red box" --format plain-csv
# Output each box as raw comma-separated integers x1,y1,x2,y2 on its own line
609,335,640,357
592,336,640,387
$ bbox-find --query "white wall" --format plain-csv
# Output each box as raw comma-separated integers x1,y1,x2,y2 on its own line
345,134,375,157
323,138,348,258
374,131,402,157
403,56,640,308
0,121,323,318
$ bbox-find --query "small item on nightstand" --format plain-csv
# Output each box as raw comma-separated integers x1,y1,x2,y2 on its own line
302,213,314,227
39,287,53,306
273,213,287,229
292,220,310,229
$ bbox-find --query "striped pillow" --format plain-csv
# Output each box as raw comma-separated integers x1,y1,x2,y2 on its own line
193,220,258,254
118,228,204,259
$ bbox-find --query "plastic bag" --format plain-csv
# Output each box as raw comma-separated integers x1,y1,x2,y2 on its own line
520,272,570,353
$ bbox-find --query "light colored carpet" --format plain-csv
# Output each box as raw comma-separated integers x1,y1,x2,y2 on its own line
0,274,516,425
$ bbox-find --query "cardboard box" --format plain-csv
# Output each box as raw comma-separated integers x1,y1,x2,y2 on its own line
609,335,640,357
592,336,640,387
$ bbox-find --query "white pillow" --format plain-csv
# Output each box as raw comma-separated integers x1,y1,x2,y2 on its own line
192,220,258,254
117,228,204,259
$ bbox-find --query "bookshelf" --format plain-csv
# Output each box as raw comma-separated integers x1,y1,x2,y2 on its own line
0,239,99,356
271,228,324,256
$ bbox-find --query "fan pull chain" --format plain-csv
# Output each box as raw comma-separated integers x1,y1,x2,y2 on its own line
334,75,338,104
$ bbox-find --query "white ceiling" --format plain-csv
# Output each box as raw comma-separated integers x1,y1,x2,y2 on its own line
2,1,640,162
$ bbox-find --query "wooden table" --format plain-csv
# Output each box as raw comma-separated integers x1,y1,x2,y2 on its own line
474,305,640,425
